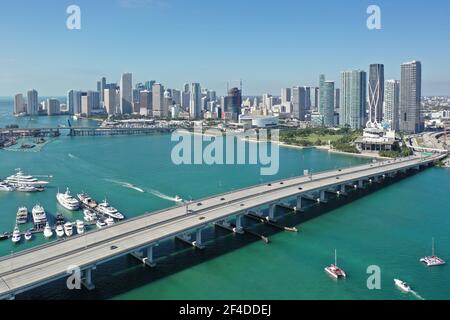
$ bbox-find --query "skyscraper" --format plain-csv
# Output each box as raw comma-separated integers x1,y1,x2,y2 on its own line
367,64,385,128
152,83,165,118
281,88,292,104
190,83,202,119
340,70,367,129
14,94,25,115
400,61,422,133
46,98,60,116
384,80,400,131
27,89,39,116
292,86,306,120
140,90,152,115
226,87,242,120
81,92,91,116
120,73,133,114
104,89,116,115
319,75,335,126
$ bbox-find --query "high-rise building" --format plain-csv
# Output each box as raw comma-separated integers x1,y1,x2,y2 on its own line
292,87,306,120
225,87,242,120
91,91,101,110
27,89,39,116
190,83,202,119
145,81,156,91
140,90,152,115
281,88,292,104
104,89,116,115
367,64,385,128
14,94,25,115
340,70,367,129
319,75,335,126
99,77,106,103
120,73,133,114
46,98,60,116
152,83,165,118
81,92,91,117
304,87,311,111
384,80,400,131
400,61,422,133
334,89,340,110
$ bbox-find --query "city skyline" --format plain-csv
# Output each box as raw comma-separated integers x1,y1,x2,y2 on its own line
1,0,450,96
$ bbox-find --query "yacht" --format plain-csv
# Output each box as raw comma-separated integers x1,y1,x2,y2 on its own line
5,169,49,187
16,207,29,224
76,220,85,234
32,204,47,226
55,224,65,237
64,222,74,237
43,223,53,238
77,193,98,209
96,220,107,229
420,238,446,267
11,226,21,244
105,217,115,226
324,250,347,279
57,188,80,211
55,213,65,226
96,200,125,220
0,182,14,192
394,279,412,293
84,209,97,222
24,230,32,241
15,185,39,193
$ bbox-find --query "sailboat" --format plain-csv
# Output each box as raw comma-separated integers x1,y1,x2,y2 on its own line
325,249,347,279
420,238,446,267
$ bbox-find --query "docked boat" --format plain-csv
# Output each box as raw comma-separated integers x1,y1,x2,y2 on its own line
96,200,125,220
84,209,97,222
0,182,14,192
76,220,85,234
43,223,53,238
11,226,21,244
5,169,49,187
64,222,74,237
57,188,80,211
325,250,347,279
105,217,115,226
32,204,47,226
55,213,65,226
24,230,32,241
77,193,98,209
16,207,29,224
420,238,446,267
15,185,39,193
394,279,412,293
55,224,65,237
96,220,107,229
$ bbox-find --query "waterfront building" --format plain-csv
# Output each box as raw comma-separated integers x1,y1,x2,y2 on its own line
400,61,422,133
384,80,400,131
334,88,340,110
340,70,367,129
81,92,91,117
319,75,335,126
27,89,39,116
120,73,133,114
140,90,152,115
190,83,202,119
367,64,385,128
172,89,181,105
67,90,81,115
104,88,116,115
152,83,166,118
292,86,307,120
46,98,60,116
225,87,242,120
14,94,25,115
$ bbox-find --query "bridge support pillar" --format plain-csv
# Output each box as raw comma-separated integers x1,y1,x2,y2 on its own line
144,244,158,267
233,214,244,234
268,204,277,221
320,190,326,202
193,228,206,250
296,196,304,212
358,180,364,189
82,267,95,291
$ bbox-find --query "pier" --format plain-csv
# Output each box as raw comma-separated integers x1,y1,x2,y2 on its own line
68,127,174,137
0,153,445,299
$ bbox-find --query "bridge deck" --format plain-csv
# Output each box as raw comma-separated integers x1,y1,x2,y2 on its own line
0,155,443,297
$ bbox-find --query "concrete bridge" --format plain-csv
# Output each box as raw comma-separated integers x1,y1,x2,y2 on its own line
0,154,445,299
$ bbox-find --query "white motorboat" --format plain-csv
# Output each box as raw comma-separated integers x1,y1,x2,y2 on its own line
24,230,32,241
55,224,65,237
324,250,347,279
32,204,47,226
174,195,183,203
76,220,85,234
420,238,446,267
5,168,49,187
84,209,97,222
96,200,125,220
0,182,14,192
105,217,115,226
57,188,80,211
394,279,412,293
96,220,107,229
64,222,74,237
43,223,53,238
16,207,29,224
15,185,39,193
77,193,98,209
11,226,21,244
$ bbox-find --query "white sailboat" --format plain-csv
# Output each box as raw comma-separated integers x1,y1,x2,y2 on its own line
324,249,347,279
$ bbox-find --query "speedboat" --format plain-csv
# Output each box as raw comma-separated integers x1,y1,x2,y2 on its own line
76,220,85,234
77,193,98,209
11,226,21,244
84,209,97,222
64,222,74,237
174,195,183,203
55,224,65,237
96,220,107,229
96,200,125,220
324,250,347,279
43,223,53,238
24,230,32,241
16,207,29,224
0,182,14,192
57,188,80,211
420,238,446,267
394,279,412,293
5,168,49,187
105,217,115,226
32,204,47,226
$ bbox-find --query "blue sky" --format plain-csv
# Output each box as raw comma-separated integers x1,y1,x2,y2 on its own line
0,0,449,96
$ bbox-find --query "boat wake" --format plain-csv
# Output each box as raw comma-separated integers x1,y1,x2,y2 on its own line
68,153,78,159
104,179,145,193
411,291,425,300
149,189,182,203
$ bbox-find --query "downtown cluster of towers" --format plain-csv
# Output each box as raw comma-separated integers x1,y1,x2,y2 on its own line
13,60,422,134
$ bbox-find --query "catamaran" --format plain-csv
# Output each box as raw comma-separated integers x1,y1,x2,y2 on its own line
325,250,347,279
420,238,446,267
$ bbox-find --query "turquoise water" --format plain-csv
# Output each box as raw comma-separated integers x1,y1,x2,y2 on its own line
1,99,449,300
